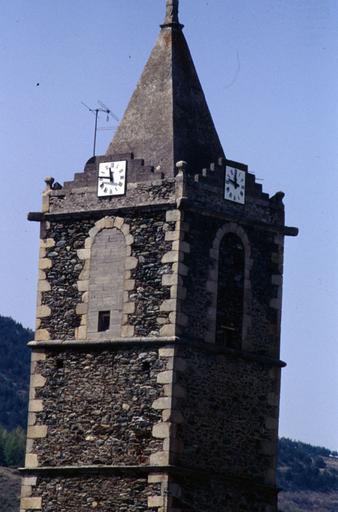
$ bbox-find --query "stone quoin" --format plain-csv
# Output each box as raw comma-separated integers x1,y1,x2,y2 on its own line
21,1,298,511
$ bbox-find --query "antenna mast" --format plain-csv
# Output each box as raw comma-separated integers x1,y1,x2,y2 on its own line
81,101,118,156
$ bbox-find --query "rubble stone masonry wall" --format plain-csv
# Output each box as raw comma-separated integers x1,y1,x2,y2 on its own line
30,348,166,467
22,475,160,512
172,475,277,512
174,346,279,485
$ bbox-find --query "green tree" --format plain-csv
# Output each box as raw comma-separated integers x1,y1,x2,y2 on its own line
3,427,25,467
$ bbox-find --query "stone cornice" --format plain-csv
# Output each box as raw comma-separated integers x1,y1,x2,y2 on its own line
27,202,176,222
20,463,278,493
28,337,179,348
27,202,298,237
27,337,286,368
178,199,298,237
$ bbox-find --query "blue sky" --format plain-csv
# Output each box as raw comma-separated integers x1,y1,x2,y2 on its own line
0,0,337,450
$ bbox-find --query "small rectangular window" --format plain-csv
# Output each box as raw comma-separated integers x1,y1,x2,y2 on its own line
98,311,110,332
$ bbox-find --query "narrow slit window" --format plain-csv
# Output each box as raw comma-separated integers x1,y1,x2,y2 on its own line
98,311,110,332
216,233,245,349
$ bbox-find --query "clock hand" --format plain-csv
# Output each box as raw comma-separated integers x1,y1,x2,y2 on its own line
109,169,115,183
227,177,239,188
233,170,240,189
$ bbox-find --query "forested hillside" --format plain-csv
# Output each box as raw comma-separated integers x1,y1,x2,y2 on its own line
0,315,32,430
278,438,338,492
278,438,338,512
0,315,338,510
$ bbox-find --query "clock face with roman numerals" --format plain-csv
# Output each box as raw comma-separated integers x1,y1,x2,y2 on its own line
224,166,246,204
98,161,127,197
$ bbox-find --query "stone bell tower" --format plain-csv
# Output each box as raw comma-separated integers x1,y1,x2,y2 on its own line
21,1,297,511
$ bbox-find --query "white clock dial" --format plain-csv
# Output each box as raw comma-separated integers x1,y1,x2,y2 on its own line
224,166,246,204
98,161,127,197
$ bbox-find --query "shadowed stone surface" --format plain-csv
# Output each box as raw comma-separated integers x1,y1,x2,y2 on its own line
175,347,277,480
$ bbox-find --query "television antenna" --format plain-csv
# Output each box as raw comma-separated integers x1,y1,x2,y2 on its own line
81,100,119,156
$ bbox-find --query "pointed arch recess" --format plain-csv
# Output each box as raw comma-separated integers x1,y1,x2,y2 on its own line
206,223,252,346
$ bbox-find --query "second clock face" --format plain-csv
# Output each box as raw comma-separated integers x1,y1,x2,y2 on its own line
98,161,127,197
224,166,246,204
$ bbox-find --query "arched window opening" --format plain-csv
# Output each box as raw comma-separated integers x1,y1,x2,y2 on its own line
215,233,245,348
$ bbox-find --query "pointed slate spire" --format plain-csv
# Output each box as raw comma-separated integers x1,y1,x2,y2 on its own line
106,0,224,176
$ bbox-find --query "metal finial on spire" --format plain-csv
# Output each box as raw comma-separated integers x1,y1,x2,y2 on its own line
164,0,179,25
